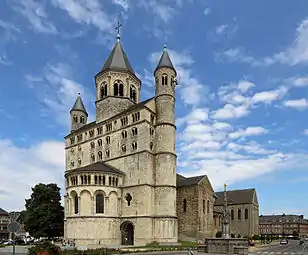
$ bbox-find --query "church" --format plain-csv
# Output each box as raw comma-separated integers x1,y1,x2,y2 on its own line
63,30,259,247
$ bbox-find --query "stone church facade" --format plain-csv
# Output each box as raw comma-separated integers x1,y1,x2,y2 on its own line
63,33,259,247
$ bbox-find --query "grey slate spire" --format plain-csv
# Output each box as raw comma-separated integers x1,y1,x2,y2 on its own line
155,45,176,75
100,38,135,75
70,94,88,116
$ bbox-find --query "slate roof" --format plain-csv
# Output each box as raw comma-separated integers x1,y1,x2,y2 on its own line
0,208,8,216
155,46,176,75
100,40,135,75
66,97,154,137
176,174,206,188
70,95,88,116
214,189,255,206
259,214,305,223
66,162,124,176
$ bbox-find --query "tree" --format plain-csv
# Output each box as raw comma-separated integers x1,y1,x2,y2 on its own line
23,183,64,239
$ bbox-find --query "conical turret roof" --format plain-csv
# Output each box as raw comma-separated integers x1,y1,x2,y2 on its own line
100,39,135,75
70,95,88,116
155,45,176,75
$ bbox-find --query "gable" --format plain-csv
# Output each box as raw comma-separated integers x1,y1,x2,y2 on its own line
176,174,206,188
144,98,156,113
199,175,214,193
252,190,259,205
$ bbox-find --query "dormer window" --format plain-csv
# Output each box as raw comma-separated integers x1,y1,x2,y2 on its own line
162,74,168,85
130,85,137,102
114,81,124,96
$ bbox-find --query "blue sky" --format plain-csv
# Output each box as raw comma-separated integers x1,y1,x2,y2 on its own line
0,0,308,217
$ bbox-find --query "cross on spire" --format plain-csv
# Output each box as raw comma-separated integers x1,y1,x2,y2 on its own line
115,17,122,41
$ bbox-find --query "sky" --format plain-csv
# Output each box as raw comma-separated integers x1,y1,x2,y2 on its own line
0,0,308,217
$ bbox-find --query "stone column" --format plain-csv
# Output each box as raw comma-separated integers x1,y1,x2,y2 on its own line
105,197,109,214
91,196,94,215
78,196,81,215
68,198,72,216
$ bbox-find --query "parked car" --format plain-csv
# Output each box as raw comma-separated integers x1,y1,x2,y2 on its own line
280,239,288,245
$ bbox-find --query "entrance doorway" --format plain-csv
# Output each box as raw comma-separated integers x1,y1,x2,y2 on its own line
120,221,134,245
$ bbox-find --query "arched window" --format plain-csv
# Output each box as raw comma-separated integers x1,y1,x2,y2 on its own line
183,199,187,212
125,193,132,206
106,136,110,144
114,82,119,96
203,200,205,213
122,144,126,152
119,83,124,96
112,177,115,186
102,175,106,185
115,178,118,186
245,208,248,220
106,149,110,157
100,83,107,99
122,131,127,138
231,209,234,220
74,194,78,214
238,209,241,220
98,139,102,147
162,74,168,85
207,200,210,213
73,115,78,123
98,151,102,160
91,154,95,162
94,175,98,184
96,194,104,213
80,116,85,124
130,86,137,102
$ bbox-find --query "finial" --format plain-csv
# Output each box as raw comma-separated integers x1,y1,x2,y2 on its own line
164,44,167,51
115,16,122,42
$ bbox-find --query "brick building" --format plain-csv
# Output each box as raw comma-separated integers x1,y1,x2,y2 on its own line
259,214,308,238
0,208,9,240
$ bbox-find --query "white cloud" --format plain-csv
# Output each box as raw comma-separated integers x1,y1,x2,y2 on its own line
228,127,268,139
11,0,57,34
203,8,211,16
0,139,64,211
303,129,308,135
26,62,94,127
211,104,250,120
112,0,129,11
251,86,288,104
283,99,308,109
217,18,308,66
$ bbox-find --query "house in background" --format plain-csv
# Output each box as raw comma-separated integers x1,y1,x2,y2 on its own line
0,208,9,240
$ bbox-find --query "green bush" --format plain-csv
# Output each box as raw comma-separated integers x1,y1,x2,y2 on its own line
27,241,61,255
